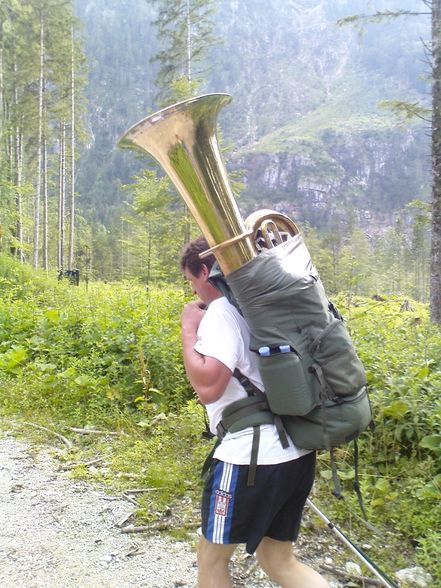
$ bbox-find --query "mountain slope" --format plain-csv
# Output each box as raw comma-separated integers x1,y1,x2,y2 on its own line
74,0,430,232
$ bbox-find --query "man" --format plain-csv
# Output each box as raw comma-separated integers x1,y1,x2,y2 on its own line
180,237,330,588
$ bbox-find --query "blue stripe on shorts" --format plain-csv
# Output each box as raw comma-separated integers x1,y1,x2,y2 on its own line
206,461,239,545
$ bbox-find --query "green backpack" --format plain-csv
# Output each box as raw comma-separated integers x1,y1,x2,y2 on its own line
211,233,373,452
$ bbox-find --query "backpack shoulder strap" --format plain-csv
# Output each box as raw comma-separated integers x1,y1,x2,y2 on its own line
233,368,264,396
215,369,290,486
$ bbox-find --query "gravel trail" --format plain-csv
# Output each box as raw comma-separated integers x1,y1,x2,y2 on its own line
0,428,351,588
0,431,199,588
0,427,433,588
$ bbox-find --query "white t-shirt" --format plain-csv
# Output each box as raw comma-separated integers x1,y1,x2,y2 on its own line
194,296,311,465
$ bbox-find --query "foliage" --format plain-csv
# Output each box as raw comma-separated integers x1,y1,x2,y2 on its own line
151,0,219,105
302,217,431,303
315,295,441,582
253,72,403,154
104,400,207,513
0,257,440,582
337,9,427,29
379,100,431,123
335,0,441,326
0,256,192,423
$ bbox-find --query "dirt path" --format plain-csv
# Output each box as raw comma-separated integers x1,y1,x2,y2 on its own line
0,431,200,588
0,428,358,588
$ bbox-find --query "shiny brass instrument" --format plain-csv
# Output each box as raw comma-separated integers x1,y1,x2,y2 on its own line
118,93,299,275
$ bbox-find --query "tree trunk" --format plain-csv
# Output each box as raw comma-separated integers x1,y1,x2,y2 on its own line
431,0,441,323
43,137,48,271
15,127,24,262
13,47,24,262
120,217,126,279
68,26,75,271
58,122,66,270
186,0,192,83
33,15,45,269
0,16,3,138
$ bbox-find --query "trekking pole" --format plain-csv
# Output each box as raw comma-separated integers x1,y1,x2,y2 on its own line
306,499,398,588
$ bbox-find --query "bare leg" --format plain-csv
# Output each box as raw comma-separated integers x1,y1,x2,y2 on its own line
256,537,331,588
197,535,239,588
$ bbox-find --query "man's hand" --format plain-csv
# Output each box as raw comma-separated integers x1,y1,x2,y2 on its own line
181,300,206,333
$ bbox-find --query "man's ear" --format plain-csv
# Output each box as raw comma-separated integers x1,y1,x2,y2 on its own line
199,263,210,280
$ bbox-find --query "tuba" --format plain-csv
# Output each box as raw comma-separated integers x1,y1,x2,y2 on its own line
118,93,299,275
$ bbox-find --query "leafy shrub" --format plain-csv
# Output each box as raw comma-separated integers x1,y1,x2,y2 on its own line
319,295,441,583
0,276,191,409
0,259,440,582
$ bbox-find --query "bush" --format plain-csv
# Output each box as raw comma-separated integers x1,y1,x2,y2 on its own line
0,269,192,424
317,295,441,583
0,260,440,583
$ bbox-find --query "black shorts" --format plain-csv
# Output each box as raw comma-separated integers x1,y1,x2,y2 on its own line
201,451,316,554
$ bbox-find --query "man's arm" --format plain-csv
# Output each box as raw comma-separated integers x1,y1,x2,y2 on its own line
181,301,232,405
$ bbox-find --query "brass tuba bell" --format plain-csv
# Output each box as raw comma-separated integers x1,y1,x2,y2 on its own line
118,93,299,275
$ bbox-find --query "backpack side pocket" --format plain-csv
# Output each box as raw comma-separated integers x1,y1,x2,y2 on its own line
258,349,316,416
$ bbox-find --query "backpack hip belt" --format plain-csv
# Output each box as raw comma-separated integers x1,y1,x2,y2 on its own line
214,371,289,486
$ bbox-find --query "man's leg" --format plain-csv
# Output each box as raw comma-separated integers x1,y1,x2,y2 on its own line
255,537,331,588
197,535,239,588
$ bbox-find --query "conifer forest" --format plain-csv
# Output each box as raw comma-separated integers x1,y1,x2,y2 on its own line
0,1,440,586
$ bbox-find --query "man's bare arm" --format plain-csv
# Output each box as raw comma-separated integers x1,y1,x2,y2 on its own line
181,301,232,404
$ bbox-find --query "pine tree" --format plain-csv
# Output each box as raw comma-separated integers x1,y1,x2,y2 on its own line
0,0,87,272
431,0,441,322
151,0,218,105
121,170,195,282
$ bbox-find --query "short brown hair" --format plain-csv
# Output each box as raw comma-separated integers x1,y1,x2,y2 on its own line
180,237,216,276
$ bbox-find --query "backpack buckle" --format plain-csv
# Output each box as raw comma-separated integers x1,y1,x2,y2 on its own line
216,420,228,439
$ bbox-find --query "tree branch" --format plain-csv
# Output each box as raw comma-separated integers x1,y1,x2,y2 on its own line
320,564,387,587
23,421,73,449
379,100,431,123
337,10,429,28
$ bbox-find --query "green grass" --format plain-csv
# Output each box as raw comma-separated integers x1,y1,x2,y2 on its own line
247,72,422,154
0,255,439,584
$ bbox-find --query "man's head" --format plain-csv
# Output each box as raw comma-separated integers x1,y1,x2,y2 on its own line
180,237,219,304
180,237,215,276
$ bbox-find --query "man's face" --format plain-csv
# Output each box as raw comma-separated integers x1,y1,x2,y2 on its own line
184,265,210,303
